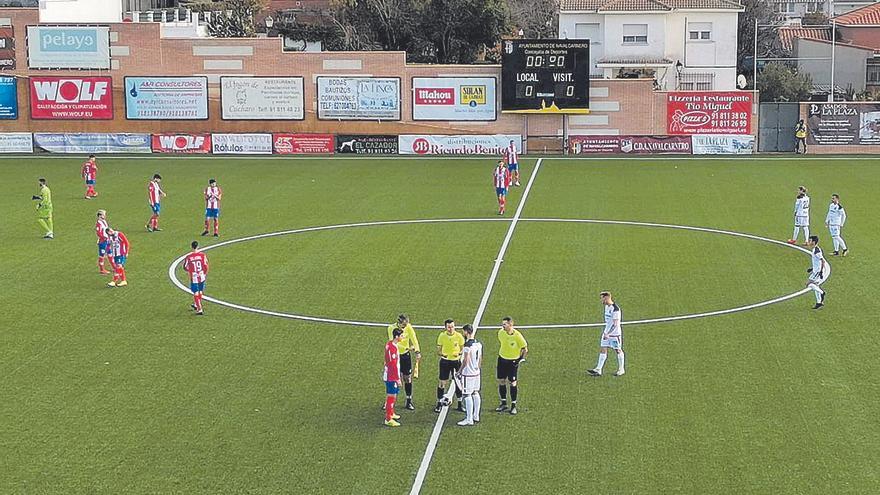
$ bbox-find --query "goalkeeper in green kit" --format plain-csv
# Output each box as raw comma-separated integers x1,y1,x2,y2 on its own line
32,178,54,239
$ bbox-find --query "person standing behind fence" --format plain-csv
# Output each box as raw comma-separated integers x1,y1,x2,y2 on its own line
795,120,807,154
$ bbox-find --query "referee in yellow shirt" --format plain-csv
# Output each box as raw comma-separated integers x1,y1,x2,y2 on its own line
435,319,465,413
496,316,528,415
387,314,421,410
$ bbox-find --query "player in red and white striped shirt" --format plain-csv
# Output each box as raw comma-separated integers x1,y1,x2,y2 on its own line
504,141,521,187
95,209,113,274
81,155,98,199
493,160,511,216
183,241,209,316
202,179,223,237
107,228,130,287
146,174,166,232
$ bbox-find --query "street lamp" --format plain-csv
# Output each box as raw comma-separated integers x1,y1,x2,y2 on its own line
675,60,683,89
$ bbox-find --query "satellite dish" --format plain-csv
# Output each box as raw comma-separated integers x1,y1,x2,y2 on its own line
737,74,748,89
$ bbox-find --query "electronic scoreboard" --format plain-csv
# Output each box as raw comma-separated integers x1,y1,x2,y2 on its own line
501,39,590,114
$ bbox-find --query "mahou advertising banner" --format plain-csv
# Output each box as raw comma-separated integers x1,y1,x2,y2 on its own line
569,135,691,154
151,134,211,153
412,77,497,121
667,92,752,134
273,134,334,154
399,135,521,155
29,77,113,120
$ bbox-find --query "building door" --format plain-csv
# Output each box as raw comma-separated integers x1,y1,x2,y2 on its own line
758,102,799,152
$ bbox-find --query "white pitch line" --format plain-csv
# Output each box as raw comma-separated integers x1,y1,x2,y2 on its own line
167,216,825,330
408,159,544,495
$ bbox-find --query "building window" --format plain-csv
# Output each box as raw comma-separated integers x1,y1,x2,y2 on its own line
805,1,823,13
678,72,715,90
776,2,795,13
576,23,601,44
622,24,648,44
688,22,712,41
867,62,880,85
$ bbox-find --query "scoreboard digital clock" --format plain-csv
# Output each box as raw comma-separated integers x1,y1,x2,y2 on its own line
501,39,590,114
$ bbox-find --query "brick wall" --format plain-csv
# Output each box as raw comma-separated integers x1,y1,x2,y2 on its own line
0,8,757,151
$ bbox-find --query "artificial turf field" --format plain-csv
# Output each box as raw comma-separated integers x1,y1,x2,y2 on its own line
1,155,878,494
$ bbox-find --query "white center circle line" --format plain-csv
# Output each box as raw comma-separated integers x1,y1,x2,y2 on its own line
167,217,827,330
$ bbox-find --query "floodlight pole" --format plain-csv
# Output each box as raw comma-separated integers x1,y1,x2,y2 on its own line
753,18,758,91
829,18,836,102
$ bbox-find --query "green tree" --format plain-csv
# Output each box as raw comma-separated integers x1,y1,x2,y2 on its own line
422,0,509,63
507,0,557,39
737,0,785,84
757,62,813,102
802,11,829,26
194,0,267,38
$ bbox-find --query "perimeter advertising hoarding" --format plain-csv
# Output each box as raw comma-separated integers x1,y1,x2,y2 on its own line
221,77,305,120
398,135,521,155
806,102,880,145
27,26,110,69
667,92,752,135
33,133,151,153
412,77,496,121
29,76,112,120
152,134,212,153
335,135,398,155
273,134,334,154
125,77,209,120
317,77,400,120
569,135,691,154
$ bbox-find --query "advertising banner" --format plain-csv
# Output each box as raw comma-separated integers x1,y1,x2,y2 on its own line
0,26,15,69
125,77,208,120
29,76,112,120
221,77,305,120
806,102,880,145
33,133,151,153
335,135,399,155
317,77,400,120
211,133,272,154
151,134,212,153
667,92,752,134
273,134,334,154
0,76,17,119
0,133,32,153
569,135,691,154
412,77,497,121
26,26,110,69
691,134,755,154
399,135,522,155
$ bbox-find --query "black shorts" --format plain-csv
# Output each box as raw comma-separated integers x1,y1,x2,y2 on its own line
399,352,413,376
439,358,460,381
497,357,519,381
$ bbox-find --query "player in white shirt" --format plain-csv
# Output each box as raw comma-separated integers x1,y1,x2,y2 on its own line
455,324,482,426
825,194,848,256
789,186,811,245
806,235,829,309
588,291,625,377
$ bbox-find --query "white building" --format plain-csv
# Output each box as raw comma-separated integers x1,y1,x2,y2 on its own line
559,0,744,90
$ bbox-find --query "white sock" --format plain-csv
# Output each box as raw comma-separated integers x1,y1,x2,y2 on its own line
838,236,847,250
809,283,824,302
804,226,810,239
793,226,800,240
473,392,481,422
617,351,625,372
464,395,474,423
832,236,840,251
596,353,607,371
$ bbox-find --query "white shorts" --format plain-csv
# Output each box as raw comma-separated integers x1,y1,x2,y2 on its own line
457,375,481,395
808,263,831,284
795,216,809,227
600,335,623,349
828,225,841,237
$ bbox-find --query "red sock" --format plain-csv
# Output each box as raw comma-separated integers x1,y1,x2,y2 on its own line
213,219,219,235
118,267,126,282
204,220,209,231
195,293,203,311
385,396,396,421
98,259,104,271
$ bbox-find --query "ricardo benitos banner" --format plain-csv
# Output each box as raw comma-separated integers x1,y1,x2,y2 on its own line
667,92,752,134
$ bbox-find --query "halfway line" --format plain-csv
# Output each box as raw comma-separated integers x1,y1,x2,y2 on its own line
408,158,544,495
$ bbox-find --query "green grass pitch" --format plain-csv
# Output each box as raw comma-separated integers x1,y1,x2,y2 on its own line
1,155,878,494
